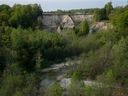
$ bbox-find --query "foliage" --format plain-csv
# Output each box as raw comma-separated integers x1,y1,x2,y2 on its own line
9,4,42,28
112,38,128,86
104,2,113,19
0,4,42,28
0,73,39,96
0,4,11,26
10,28,68,72
94,8,107,21
75,19,89,36
94,2,113,21
45,82,63,96
110,7,128,36
71,71,82,81
67,80,85,96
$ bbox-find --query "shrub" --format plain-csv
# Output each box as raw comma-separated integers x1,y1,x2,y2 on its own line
45,82,63,96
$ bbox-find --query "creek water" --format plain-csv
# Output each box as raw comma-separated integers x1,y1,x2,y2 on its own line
39,60,128,96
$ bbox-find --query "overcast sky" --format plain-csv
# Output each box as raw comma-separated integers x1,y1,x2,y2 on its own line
0,0,127,11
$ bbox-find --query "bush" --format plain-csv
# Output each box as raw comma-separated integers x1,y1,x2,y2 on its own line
76,19,89,36
67,80,85,96
0,73,39,96
45,82,63,96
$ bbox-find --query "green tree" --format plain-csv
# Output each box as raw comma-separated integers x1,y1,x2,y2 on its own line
9,4,42,28
104,2,113,19
110,7,128,36
77,19,89,36
0,4,11,26
112,38,128,86
94,9,102,21
94,8,107,21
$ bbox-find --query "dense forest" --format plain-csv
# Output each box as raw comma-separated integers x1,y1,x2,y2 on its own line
0,2,128,96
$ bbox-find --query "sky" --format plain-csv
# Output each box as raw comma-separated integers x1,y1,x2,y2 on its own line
0,0,127,11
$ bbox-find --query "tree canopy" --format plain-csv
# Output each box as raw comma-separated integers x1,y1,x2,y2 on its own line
0,4,43,28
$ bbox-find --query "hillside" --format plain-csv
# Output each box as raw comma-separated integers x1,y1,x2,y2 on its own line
0,2,128,96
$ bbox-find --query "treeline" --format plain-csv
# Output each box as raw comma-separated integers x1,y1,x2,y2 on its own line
0,4,42,29
50,8,97,14
49,2,113,17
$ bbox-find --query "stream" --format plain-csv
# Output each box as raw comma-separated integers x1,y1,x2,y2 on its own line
39,59,102,94
39,59,128,96
40,60,78,89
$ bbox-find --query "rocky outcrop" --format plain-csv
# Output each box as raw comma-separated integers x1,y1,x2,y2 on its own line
61,15,74,28
90,21,113,34
41,14,113,34
42,15,61,31
71,14,93,23
41,14,93,32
